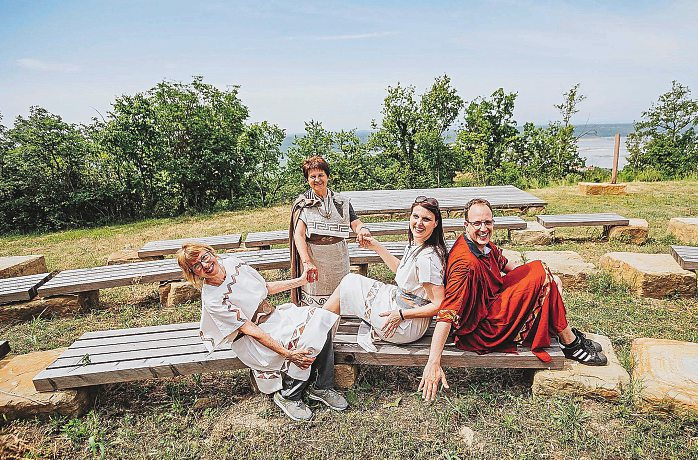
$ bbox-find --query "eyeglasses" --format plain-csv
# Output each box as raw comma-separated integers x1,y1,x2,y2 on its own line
414,195,440,207
191,251,214,272
466,220,494,228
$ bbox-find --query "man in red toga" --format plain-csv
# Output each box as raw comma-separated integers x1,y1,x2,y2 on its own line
419,198,607,400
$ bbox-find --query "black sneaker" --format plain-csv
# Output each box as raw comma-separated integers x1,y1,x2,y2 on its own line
572,328,602,352
560,337,608,366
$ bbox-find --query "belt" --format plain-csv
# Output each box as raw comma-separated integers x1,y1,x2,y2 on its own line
307,234,343,245
251,299,275,325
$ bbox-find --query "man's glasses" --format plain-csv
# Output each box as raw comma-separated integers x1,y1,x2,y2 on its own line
466,220,494,228
191,251,214,272
414,195,440,207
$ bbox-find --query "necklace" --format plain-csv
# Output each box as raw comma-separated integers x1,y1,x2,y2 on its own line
314,191,333,219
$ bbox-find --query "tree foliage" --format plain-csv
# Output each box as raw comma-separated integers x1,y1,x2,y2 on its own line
627,81,698,177
370,75,463,188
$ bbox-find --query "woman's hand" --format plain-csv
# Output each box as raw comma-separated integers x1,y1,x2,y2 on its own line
359,235,380,251
302,260,318,283
355,226,372,247
286,348,315,369
378,309,403,338
418,361,449,401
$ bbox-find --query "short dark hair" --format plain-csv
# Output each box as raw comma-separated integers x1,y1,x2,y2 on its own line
464,198,493,220
302,156,331,179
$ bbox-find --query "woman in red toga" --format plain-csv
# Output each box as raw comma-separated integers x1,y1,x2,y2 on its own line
419,198,607,401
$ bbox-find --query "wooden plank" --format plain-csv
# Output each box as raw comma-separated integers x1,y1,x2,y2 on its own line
671,245,698,270
536,213,629,229
343,186,547,215
79,322,199,340
245,216,526,247
0,273,52,305
138,234,242,258
0,340,9,360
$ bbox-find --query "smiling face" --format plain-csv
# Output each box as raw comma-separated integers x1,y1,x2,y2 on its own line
410,205,438,244
306,168,329,197
465,203,494,250
189,250,223,280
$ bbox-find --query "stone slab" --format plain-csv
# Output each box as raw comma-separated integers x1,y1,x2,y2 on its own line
608,218,649,245
0,292,98,324
0,348,93,421
510,221,553,245
159,281,200,308
631,338,698,416
599,252,697,299
533,333,629,400
0,255,47,279
668,217,698,244
524,251,596,289
578,182,627,195
107,249,162,265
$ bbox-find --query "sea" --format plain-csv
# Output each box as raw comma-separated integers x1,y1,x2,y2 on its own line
281,123,635,170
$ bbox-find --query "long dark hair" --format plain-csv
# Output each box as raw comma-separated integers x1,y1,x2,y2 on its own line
408,197,448,269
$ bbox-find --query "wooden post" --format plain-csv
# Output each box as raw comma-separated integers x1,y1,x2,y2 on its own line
611,133,620,184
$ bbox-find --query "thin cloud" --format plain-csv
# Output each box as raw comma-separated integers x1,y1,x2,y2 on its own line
288,31,397,41
16,58,81,73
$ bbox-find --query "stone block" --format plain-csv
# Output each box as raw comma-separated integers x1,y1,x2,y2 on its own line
533,333,629,400
578,182,627,195
165,281,199,307
668,217,698,244
502,249,524,267
0,292,98,323
608,218,649,245
599,252,697,299
107,249,162,265
510,221,553,245
524,251,596,289
0,348,93,421
334,363,359,389
0,255,47,279
159,282,172,306
632,338,698,416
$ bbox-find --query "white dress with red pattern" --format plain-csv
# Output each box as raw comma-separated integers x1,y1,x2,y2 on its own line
199,256,339,394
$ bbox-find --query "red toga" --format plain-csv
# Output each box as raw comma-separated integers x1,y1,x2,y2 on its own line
436,235,568,362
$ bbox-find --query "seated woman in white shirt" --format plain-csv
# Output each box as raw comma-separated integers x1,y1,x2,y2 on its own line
176,243,347,422
322,196,447,352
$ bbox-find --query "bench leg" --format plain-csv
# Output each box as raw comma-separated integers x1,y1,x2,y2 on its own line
334,363,359,389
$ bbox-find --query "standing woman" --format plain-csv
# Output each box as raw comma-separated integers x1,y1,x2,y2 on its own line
176,243,348,422
290,156,371,307
323,196,447,352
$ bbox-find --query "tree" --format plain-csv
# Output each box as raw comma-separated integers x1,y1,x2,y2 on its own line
453,88,519,185
370,75,463,187
98,77,250,216
238,121,286,207
627,81,698,176
0,107,99,231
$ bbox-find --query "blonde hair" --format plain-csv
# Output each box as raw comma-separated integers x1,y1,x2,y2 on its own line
176,243,217,290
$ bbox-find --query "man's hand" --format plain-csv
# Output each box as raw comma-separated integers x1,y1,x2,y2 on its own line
418,361,449,401
287,348,315,369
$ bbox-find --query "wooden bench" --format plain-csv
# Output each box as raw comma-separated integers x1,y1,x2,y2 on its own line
536,213,629,229
344,185,546,215
670,245,698,270
137,234,242,258
32,318,563,392
0,272,52,305
245,216,527,249
35,242,427,298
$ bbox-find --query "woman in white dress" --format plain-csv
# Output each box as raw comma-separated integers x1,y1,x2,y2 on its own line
323,196,447,352
176,243,348,422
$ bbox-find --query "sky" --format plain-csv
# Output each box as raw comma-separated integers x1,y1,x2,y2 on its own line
1,0,696,133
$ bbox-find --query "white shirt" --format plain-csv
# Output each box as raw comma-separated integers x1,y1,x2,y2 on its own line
394,244,444,299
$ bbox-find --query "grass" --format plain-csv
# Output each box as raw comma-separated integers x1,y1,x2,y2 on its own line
1,180,698,459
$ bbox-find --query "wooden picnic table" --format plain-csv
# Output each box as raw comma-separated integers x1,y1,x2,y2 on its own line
343,185,546,215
